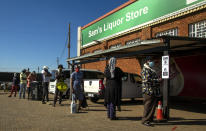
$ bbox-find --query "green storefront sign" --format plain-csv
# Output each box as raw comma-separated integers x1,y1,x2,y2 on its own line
81,0,206,46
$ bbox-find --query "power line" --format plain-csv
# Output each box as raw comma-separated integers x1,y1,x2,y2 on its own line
46,24,70,68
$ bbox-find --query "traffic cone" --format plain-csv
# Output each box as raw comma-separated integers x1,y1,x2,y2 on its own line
156,101,164,122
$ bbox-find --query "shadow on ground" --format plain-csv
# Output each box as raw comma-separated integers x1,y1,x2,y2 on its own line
155,117,206,126
170,100,206,114
117,116,142,121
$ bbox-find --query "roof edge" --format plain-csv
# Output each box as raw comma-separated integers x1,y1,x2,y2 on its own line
81,0,137,30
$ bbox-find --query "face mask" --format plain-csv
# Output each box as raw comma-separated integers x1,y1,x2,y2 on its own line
75,68,79,72
149,61,154,67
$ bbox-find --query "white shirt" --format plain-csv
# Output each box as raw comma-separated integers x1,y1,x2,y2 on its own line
42,70,50,82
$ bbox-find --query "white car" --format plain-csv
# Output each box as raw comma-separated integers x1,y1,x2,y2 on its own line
84,72,142,103
49,69,104,99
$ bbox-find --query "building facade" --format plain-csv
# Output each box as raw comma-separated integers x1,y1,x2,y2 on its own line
78,0,206,75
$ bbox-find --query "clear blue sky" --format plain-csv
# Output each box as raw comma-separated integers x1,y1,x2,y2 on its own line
0,0,128,72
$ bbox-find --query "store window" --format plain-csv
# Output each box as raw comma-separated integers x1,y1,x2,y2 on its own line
109,43,122,49
156,28,178,37
189,20,206,38
125,38,141,46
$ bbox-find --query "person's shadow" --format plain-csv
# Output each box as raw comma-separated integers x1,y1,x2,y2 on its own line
116,117,142,121
155,117,206,126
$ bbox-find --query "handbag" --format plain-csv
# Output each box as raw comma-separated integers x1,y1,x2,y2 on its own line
70,94,78,113
57,82,68,92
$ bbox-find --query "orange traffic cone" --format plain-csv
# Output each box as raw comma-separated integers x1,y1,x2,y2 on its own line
156,101,164,122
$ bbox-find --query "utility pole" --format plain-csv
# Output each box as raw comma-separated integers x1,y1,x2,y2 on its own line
68,23,71,68
38,66,39,73
67,23,73,100
57,57,59,67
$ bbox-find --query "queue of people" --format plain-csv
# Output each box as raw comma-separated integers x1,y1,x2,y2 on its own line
8,69,37,99
103,56,161,126
7,56,161,127
7,64,87,109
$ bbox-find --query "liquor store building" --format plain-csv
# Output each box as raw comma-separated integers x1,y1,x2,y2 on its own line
68,0,206,119
69,0,206,75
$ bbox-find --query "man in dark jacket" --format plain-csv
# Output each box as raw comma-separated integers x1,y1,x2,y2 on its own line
104,57,123,120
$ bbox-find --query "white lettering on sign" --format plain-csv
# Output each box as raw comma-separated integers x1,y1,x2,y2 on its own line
104,17,124,31
87,6,149,38
186,0,198,5
126,6,149,22
88,26,102,38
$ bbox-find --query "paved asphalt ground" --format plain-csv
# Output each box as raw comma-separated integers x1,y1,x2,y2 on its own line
0,90,206,131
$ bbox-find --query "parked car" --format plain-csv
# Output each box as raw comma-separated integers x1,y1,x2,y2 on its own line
84,71,142,103
49,69,104,99
83,72,105,102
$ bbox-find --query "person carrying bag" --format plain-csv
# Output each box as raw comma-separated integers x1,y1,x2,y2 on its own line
71,93,78,113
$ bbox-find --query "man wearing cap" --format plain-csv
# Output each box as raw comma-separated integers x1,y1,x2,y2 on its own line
141,57,161,126
42,66,51,104
53,64,65,107
70,65,84,111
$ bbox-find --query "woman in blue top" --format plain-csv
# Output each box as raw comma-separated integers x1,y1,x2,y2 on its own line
71,65,84,110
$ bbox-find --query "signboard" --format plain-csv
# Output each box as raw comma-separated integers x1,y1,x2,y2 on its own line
81,0,206,47
162,56,169,79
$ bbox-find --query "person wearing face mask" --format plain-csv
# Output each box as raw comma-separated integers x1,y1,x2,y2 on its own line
70,65,84,111
53,64,65,107
141,56,161,127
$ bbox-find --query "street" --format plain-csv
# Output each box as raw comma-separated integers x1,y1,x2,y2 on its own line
0,90,206,131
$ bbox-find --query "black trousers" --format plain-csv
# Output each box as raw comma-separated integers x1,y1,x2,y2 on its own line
53,87,63,105
142,94,158,124
42,82,49,102
27,87,31,99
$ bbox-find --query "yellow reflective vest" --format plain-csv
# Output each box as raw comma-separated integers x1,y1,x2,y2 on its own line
20,73,27,84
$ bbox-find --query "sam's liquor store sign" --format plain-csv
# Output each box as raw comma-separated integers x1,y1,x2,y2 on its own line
81,0,206,47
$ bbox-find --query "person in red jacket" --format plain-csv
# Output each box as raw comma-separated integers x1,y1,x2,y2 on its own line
8,73,19,97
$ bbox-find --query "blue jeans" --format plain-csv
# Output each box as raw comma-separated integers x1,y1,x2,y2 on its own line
19,83,26,98
107,103,116,119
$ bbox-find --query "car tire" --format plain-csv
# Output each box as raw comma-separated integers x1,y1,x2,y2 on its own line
90,96,99,103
